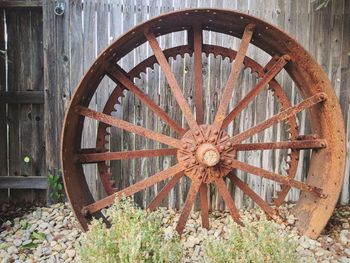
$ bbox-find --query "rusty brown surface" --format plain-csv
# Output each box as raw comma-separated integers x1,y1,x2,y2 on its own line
61,8,346,238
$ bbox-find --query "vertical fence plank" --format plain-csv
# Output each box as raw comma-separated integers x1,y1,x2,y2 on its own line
133,0,149,207
0,9,8,202
6,10,29,203
156,0,173,209
121,0,135,201
95,0,110,200
109,0,123,194
340,0,350,204
43,0,70,204
82,0,98,199
30,8,46,203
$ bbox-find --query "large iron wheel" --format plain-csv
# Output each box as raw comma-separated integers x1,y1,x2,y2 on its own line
61,9,345,238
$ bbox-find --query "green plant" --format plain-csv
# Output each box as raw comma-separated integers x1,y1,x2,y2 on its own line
47,173,65,202
204,216,298,263
19,219,29,229
77,198,182,263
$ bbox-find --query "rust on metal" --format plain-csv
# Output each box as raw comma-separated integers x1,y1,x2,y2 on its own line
77,148,177,163
61,8,346,239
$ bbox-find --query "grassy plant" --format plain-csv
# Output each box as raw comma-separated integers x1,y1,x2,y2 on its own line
77,198,182,263
204,216,298,263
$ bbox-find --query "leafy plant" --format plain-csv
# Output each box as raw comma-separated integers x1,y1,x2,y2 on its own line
77,198,182,263
30,231,46,242
20,231,46,249
48,173,65,202
204,216,298,263
19,219,29,229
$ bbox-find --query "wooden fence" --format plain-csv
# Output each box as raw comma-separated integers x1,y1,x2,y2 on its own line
0,0,349,208
0,2,46,204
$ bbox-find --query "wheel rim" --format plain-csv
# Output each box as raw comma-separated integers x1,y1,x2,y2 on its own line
61,8,346,238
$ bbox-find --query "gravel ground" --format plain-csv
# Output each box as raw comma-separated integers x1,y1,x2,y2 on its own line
1,203,350,263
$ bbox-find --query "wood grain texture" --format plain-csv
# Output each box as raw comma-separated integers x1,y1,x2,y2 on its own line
0,176,47,189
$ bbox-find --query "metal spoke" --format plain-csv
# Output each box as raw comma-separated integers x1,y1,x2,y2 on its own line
215,177,242,224
225,92,327,145
222,55,290,129
147,172,183,211
82,163,184,215
193,24,204,124
145,31,199,131
75,106,182,148
214,23,255,127
199,183,209,229
228,159,325,197
77,148,177,163
228,173,282,221
106,64,185,135
233,139,327,151
175,179,201,234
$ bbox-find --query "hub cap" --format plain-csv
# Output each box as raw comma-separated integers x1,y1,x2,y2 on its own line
177,125,235,183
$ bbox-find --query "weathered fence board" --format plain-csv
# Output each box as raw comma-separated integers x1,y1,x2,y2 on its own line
0,8,8,202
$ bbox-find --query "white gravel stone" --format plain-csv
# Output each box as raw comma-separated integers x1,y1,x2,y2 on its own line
7,245,18,254
340,230,350,245
339,257,350,263
342,223,350,229
13,239,22,247
38,222,49,230
344,248,350,256
1,202,350,262
67,249,76,258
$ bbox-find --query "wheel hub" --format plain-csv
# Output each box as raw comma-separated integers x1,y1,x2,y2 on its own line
196,143,220,167
177,125,235,183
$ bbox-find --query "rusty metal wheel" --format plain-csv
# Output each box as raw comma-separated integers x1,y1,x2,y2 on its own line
61,8,346,239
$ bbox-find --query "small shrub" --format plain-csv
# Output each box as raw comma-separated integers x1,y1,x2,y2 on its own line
77,198,182,263
204,216,298,263
47,173,65,202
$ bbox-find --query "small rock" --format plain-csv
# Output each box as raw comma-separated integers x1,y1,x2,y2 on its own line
7,245,18,254
53,244,62,252
193,245,201,257
164,227,174,240
342,222,350,229
34,247,42,257
28,224,38,232
22,239,32,246
315,250,324,257
326,237,333,243
331,243,344,253
13,239,22,247
184,236,200,248
39,222,49,229
61,253,69,260
340,230,350,245
339,257,350,263
300,240,310,249
67,249,76,258
50,240,57,247
33,208,42,220
344,248,350,256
